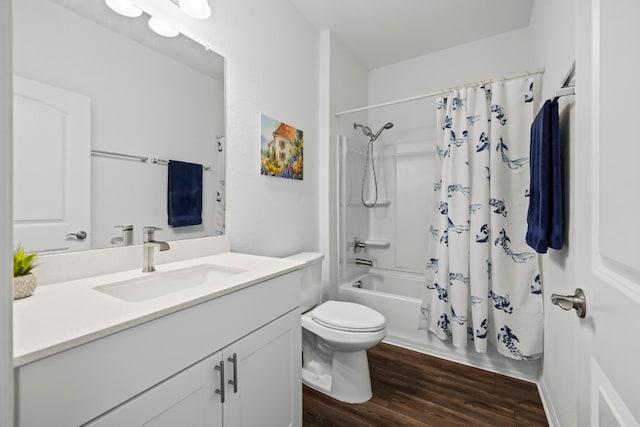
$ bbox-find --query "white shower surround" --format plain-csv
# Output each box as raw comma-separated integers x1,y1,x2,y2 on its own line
339,270,539,381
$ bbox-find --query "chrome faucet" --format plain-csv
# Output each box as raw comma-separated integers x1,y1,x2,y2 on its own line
355,258,373,267
142,226,170,273
111,225,134,246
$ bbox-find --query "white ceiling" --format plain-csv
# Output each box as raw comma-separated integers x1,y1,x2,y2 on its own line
288,0,535,70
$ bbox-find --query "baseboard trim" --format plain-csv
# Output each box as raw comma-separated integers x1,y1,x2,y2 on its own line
537,376,560,427
381,337,538,383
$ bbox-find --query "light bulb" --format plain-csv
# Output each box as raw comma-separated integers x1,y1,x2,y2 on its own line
105,0,143,18
148,16,180,37
180,0,211,20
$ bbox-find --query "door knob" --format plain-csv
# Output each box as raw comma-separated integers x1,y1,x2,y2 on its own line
551,288,586,318
66,231,87,240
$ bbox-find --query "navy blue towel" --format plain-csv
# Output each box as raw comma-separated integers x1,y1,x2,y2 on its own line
168,160,203,227
526,99,563,253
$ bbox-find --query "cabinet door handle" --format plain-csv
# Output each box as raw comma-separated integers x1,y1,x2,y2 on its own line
214,361,225,403
227,353,238,393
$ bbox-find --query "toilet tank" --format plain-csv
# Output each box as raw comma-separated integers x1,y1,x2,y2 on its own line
284,252,324,313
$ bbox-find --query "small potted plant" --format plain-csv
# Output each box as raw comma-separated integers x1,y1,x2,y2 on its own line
13,245,38,299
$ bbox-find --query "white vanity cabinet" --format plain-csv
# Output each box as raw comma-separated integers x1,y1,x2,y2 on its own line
222,309,300,427
15,271,302,427
87,351,223,427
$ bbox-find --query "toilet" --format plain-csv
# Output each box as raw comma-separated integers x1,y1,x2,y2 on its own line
285,252,386,404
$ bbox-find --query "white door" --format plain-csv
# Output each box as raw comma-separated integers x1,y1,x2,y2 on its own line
574,1,640,425
223,309,301,427
86,352,223,427
13,76,91,253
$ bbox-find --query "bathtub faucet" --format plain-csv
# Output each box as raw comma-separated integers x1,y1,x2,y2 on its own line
355,258,373,267
353,236,367,253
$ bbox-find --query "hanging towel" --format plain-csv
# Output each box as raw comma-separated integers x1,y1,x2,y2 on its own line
526,99,563,253
167,160,203,227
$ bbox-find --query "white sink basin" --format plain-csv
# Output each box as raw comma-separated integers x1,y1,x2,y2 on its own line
94,264,247,302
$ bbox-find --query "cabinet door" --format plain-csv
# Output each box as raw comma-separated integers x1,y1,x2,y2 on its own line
87,352,224,427
223,309,302,427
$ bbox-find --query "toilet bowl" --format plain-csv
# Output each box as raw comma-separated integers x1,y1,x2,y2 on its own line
301,300,386,403
285,252,386,404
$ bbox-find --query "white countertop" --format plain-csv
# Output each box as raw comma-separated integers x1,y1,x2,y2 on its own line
13,252,304,367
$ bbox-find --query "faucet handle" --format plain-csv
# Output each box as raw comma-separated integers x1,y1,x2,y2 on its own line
143,226,163,242
353,236,367,253
115,225,134,245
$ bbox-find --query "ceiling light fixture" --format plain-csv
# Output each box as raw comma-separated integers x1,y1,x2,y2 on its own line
148,16,180,37
105,0,143,18
179,0,212,20
105,0,210,39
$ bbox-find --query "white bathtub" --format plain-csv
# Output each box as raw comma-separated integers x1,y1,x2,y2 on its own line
338,269,540,381
338,270,424,346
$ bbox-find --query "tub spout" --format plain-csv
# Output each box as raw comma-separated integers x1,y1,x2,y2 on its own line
355,258,373,267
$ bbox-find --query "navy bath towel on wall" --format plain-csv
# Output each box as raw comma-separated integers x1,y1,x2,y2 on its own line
168,160,203,227
526,99,563,253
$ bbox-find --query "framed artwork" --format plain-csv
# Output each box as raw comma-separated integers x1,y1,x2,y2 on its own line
260,114,303,180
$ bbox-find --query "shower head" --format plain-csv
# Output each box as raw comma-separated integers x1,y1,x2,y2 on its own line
353,122,394,142
371,122,394,142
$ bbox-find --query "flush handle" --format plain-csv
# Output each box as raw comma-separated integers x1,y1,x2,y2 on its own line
215,361,225,403
551,288,586,318
227,353,238,393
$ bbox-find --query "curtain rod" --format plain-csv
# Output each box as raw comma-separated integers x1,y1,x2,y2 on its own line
335,68,545,117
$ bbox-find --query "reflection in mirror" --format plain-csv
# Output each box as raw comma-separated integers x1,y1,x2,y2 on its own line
12,0,225,254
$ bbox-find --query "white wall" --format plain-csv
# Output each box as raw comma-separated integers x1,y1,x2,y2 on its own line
134,0,320,258
528,0,577,425
13,0,223,249
2,1,320,420
0,1,13,424
367,28,530,273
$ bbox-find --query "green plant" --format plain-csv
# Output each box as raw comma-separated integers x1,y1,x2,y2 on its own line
13,246,38,277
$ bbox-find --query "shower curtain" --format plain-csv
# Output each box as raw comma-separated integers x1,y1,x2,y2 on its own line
420,76,543,360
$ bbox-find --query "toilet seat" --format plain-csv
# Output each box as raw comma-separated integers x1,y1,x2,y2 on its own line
310,301,385,332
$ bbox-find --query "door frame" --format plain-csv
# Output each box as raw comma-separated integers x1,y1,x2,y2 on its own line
575,0,593,422
0,1,14,426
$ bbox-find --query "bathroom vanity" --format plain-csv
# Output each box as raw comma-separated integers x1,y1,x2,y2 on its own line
11,1,305,425
13,247,303,427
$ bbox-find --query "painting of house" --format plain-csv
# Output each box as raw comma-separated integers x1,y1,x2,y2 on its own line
260,114,303,180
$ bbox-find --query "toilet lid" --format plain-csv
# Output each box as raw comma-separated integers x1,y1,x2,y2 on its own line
311,301,385,332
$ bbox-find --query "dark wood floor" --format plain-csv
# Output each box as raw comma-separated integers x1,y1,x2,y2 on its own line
303,343,548,427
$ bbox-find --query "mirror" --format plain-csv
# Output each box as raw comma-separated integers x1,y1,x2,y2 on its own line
12,0,225,253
